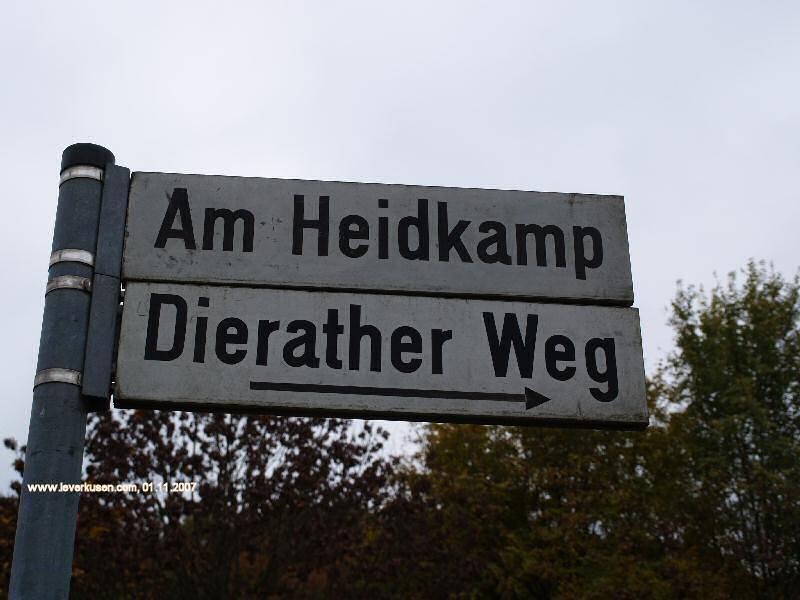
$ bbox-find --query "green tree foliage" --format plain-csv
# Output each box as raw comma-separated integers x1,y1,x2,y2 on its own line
657,263,800,597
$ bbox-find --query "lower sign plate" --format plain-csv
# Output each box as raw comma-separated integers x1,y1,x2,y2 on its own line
115,283,648,429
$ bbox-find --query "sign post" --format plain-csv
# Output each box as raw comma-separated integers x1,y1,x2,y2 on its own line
10,144,116,599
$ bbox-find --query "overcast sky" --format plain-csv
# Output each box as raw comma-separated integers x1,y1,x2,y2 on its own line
1,1,798,488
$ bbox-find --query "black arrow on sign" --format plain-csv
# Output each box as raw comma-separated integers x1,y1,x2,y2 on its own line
523,387,552,410
250,381,552,411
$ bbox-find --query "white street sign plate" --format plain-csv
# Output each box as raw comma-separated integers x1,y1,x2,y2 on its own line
122,173,634,305
115,283,647,429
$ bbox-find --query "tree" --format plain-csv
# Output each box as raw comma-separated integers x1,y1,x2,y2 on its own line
653,262,800,597
0,439,23,598
2,411,396,599
376,418,687,599
77,410,397,598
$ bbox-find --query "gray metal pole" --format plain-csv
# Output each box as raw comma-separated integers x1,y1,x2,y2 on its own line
9,144,115,599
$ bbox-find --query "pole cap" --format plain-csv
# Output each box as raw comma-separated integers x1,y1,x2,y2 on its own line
61,143,115,171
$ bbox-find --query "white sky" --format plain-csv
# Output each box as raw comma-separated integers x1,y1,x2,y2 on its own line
1,1,798,488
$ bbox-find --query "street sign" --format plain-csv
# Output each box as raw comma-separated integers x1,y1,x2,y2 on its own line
122,173,634,305
16,144,646,597
115,282,647,429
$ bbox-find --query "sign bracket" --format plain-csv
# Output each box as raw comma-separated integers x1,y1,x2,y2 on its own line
81,164,130,407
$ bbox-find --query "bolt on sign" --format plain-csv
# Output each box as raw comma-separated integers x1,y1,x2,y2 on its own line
116,172,647,428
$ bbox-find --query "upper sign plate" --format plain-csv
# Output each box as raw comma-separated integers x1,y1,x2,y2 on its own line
122,173,633,304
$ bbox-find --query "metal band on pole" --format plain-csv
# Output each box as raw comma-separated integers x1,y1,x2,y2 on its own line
10,143,116,599
45,275,92,295
49,248,95,268
34,368,82,388
59,165,104,185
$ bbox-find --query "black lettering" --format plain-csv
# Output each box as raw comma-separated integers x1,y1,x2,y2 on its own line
437,202,472,262
431,329,453,374
283,320,320,368
348,304,381,372
292,195,329,256
202,208,255,252
573,226,603,280
477,221,512,264
339,215,369,258
378,199,389,259
545,334,576,381
482,312,538,378
154,188,196,249
194,297,209,362
193,316,208,363
391,326,423,373
585,337,618,402
256,320,280,366
215,318,248,365
516,224,566,267
322,309,344,369
398,199,430,261
144,294,187,361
